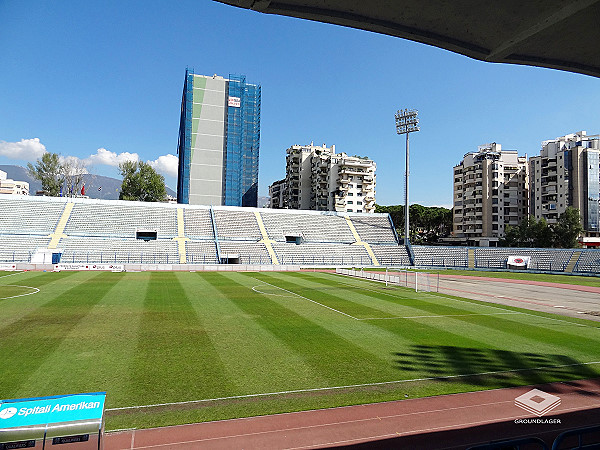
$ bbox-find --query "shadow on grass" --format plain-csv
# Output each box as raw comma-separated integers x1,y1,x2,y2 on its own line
394,345,600,390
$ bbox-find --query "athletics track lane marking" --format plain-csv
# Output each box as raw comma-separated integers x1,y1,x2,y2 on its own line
331,273,597,328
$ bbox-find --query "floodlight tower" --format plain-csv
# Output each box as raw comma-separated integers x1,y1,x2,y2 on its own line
395,109,420,245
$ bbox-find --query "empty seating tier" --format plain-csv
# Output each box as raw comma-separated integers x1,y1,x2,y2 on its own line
184,208,214,239
574,251,600,273
213,209,262,240
185,241,218,264
261,211,355,243
219,241,271,264
65,202,178,238
59,237,178,264
350,216,398,244
413,246,469,267
474,248,573,271
371,245,412,266
0,197,65,235
272,242,372,265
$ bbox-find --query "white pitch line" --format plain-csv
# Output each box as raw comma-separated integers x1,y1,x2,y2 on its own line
358,312,521,320
251,285,294,297
105,360,600,412
0,271,24,280
0,285,40,300
250,277,359,320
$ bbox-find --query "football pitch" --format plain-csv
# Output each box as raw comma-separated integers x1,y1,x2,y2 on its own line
1,270,599,431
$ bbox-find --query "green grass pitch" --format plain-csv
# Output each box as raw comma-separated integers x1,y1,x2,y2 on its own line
1,270,599,430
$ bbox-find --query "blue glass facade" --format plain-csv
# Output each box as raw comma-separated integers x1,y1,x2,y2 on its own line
225,74,261,207
177,70,260,206
176,69,193,204
586,150,599,231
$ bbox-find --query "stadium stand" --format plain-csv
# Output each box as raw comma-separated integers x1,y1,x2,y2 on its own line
0,195,598,272
574,250,600,273
59,237,178,264
273,242,372,265
214,208,262,241
474,247,573,271
183,207,214,239
65,202,178,238
261,210,355,243
0,235,52,262
370,245,412,266
0,198,64,235
219,241,272,264
350,215,398,244
413,246,469,268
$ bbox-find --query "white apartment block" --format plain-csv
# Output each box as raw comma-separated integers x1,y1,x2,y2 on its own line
0,170,29,196
529,131,599,247
269,143,376,213
453,143,528,246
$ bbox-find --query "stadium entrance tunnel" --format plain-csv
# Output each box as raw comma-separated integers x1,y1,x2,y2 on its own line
220,253,240,264
394,345,600,388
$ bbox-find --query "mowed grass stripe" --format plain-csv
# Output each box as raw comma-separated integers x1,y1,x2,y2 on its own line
208,272,396,385
272,273,490,319
251,272,397,319
237,274,432,377
0,270,80,291
127,272,235,404
14,273,148,405
178,272,325,394
0,272,124,397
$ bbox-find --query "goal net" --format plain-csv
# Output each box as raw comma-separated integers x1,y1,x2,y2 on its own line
336,268,438,293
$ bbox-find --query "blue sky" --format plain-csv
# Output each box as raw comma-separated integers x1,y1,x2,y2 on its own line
1,0,599,207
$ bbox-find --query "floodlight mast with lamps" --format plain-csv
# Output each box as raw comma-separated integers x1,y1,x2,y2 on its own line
395,109,419,245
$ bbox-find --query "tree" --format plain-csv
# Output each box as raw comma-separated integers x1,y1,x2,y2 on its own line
375,203,452,244
553,207,583,248
27,152,65,196
61,157,87,197
500,209,583,248
119,160,167,202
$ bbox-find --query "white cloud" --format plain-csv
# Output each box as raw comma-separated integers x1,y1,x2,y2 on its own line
59,155,89,175
84,148,139,167
0,138,47,161
148,154,178,178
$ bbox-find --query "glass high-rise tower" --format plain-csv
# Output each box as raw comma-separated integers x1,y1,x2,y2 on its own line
177,70,261,206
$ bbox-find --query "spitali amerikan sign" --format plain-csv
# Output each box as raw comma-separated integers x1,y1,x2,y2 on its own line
0,392,106,429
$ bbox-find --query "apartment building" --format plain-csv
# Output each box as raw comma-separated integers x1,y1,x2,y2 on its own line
269,143,376,213
0,170,29,195
453,143,528,246
529,131,599,247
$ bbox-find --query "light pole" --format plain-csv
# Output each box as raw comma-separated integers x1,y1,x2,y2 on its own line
395,109,419,245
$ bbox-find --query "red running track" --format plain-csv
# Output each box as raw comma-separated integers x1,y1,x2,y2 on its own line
105,378,600,449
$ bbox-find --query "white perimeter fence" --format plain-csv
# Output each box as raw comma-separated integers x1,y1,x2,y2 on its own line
336,268,439,292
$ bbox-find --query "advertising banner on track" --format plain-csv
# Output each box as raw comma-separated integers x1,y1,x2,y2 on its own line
0,264,17,271
54,263,125,272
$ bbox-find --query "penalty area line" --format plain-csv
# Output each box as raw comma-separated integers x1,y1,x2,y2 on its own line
250,277,359,320
358,312,521,320
0,271,25,280
105,360,600,412
0,285,40,300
